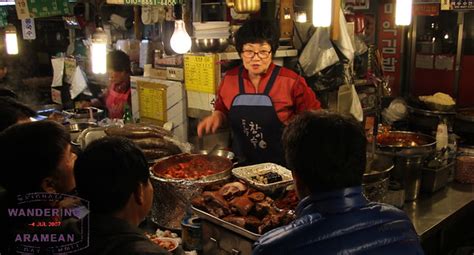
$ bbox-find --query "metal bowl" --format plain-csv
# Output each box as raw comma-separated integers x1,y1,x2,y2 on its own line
424,101,455,112
193,38,229,53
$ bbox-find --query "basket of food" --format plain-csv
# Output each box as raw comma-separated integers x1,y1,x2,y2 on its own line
232,163,293,194
419,93,456,112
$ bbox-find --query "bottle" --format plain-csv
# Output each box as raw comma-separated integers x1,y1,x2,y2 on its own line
123,104,133,123
436,119,448,166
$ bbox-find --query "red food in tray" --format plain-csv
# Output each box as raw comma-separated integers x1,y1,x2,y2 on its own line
152,154,231,179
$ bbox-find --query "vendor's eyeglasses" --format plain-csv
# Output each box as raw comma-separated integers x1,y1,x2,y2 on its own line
241,50,272,59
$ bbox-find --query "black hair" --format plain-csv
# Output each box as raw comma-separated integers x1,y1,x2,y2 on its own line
282,111,367,192
0,88,17,99
107,50,131,74
0,120,71,194
235,18,280,55
74,136,149,214
0,97,36,132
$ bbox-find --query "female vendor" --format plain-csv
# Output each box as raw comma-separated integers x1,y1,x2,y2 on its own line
197,18,321,166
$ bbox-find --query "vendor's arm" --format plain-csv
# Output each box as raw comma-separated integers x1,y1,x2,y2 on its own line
294,76,321,112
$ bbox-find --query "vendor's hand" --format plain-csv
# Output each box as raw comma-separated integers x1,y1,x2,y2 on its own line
197,111,226,137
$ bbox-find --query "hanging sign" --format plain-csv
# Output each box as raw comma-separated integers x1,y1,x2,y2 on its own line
21,18,36,40
413,4,440,15
184,54,218,94
377,0,403,96
450,0,474,10
15,0,70,20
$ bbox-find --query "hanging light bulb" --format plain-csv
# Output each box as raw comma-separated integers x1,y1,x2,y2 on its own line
170,20,191,54
5,24,18,55
295,11,307,23
91,27,107,74
312,0,332,27
395,0,412,26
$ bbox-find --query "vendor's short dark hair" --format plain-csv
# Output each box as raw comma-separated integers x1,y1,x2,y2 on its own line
0,121,71,194
235,18,280,55
74,136,149,214
0,96,36,132
107,50,131,74
282,111,367,192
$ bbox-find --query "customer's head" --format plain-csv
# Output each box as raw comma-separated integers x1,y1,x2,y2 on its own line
107,50,131,85
282,111,367,196
0,96,36,132
0,120,76,195
235,18,279,77
74,137,153,222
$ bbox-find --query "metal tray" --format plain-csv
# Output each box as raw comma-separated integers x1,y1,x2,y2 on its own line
76,127,107,149
192,206,261,241
232,163,293,194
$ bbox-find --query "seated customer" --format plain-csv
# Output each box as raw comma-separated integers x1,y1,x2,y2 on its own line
0,96,36,132
0,120,77,254
74,136,170,255
252,111,423,255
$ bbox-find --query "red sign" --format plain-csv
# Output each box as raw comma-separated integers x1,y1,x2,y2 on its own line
377,0,404,96
413,4,440,15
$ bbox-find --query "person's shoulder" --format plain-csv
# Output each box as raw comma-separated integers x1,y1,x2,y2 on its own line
224,66,241,76
277,66,302,81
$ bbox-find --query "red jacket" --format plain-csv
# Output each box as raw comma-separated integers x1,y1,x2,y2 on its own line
214,63,321,124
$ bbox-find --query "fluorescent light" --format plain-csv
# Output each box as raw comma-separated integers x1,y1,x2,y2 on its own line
5,24,18,55
91,28,107,74
395,0,412,26
313,0,332,27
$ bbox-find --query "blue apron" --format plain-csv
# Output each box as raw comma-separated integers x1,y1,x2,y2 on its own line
229,66,284,166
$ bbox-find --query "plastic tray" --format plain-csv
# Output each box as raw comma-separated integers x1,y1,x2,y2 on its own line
232,163,293,194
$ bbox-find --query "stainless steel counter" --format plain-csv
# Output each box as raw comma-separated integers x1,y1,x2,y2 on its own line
403,182,474,241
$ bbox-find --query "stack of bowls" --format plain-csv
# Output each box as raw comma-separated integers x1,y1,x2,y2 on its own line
193,21,230,52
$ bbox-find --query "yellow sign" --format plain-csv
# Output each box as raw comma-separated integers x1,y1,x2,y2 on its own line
184,54,217,94
137,81,167,124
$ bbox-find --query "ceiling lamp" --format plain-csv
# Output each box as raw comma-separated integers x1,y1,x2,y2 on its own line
5,24,18,55
395,0,413,26
312,0,332,27
91,27,107,74
170,20,191,54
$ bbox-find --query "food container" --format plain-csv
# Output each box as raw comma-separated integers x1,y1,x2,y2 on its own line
76,127,108,149
455,145,474,184
363,154,394,202
407,106,456,133
232,163,293,194
193,206,260,255
421,161,455,193
150,154,233,230
377,131,436,201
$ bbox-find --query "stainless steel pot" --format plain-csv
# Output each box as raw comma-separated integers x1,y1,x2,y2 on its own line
454,108,474,144
149,154,233,230
376,131,436,201
226,0,260,13
407,106,455,133
362,154,394,202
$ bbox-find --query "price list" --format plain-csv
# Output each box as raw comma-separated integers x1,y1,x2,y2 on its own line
138,81,167,124
184,54,217,94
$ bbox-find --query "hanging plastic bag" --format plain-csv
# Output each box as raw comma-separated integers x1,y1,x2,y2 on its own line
299,27,339,77
337,84,363,122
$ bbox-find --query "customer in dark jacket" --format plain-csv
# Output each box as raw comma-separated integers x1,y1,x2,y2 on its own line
252,111,423,255
74,136,170,255
0,96,36,132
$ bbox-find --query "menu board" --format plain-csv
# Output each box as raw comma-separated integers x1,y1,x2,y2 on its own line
137,80,167,125
451,0,474,10
184,54,217,94
16,0,70,19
